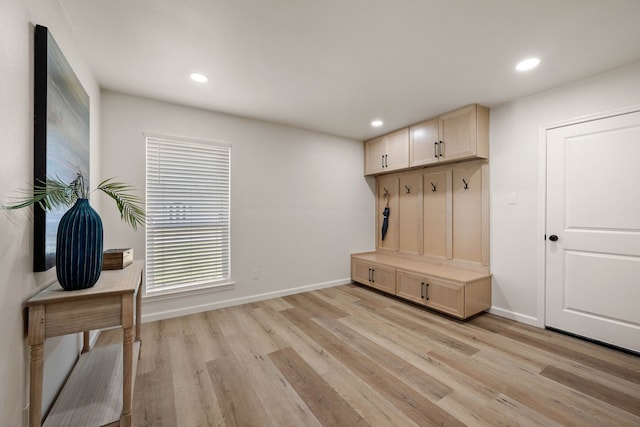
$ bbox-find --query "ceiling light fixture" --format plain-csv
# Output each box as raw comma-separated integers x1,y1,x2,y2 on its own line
515,57,540,72
371,120,383,127
190,73,208,83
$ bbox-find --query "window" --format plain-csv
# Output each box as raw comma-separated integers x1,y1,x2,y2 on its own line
145,135,230,293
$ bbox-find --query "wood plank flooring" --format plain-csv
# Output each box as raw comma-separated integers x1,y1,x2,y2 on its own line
97,284,640,426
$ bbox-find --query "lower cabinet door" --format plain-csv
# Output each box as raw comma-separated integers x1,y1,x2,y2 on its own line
425,277,465,318
369,264,396,294
352,258,373,284
351,259,396,295
396,270,427,305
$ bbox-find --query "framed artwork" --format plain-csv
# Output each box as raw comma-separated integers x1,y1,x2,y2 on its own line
33,25,90,271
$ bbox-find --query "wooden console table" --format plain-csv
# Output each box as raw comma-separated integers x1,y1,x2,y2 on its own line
27,261,144,427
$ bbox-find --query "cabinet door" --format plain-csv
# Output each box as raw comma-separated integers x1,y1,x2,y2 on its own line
452,164,483,263
385,128,409,171
410,119,439,167
365,136,386,175
423,170,452,259
369,264,396,294
352,258,373,285
399,174,420,254
425,276,465,318
396,270,426,305
439,104,477,161
377,175,399,250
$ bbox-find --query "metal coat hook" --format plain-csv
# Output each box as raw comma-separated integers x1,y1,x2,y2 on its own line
384,187,390,197
404,185,411,194
430,182,437,192
462,179,469,190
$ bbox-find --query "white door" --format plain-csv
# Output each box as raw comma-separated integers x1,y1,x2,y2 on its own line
546,110,640,353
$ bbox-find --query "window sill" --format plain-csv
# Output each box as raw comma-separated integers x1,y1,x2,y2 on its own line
143,280,236,302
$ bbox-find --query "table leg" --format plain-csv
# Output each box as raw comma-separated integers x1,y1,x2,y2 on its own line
82,331,91,354
135,271,142,355
28,304,45,427
29,343,44,427
121,326,133,427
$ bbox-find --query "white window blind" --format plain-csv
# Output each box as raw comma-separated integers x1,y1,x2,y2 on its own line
145,135,230,292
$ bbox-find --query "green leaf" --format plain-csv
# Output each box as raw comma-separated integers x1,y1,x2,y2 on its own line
3,176,77,211
3,173,145,232
97,178,146,230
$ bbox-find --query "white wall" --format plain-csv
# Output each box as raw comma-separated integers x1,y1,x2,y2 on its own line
490,61,640,325
0,0,101,424
99,91,375,320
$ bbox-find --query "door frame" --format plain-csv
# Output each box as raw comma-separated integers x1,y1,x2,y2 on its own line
537,104,640,328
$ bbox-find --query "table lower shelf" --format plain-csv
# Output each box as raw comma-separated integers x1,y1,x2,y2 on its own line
43,340,140,427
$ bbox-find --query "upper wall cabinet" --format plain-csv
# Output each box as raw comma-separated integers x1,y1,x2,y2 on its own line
364,128,409,175
410,104,490,168
409,118,439,167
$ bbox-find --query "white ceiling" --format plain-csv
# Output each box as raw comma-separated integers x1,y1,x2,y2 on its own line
60,0,640,140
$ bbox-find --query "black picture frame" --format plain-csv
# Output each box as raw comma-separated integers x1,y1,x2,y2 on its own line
33,25,90,271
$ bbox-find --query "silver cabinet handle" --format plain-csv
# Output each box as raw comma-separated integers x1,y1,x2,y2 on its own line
434,142,438,158
439,141,444,157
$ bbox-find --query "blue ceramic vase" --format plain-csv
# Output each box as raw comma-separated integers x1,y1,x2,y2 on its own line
56,198,104,290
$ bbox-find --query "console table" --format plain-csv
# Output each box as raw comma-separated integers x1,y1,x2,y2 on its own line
27,261,143,427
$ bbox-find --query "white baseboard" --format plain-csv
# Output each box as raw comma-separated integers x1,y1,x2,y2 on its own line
141,278,352,322
489,306,541,327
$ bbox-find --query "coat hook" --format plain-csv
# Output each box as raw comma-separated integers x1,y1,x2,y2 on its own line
404,185,411,194
462,179,469,190
384,187,390,197
430,182,437,192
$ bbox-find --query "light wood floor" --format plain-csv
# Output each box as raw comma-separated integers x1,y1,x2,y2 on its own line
98,284,640,426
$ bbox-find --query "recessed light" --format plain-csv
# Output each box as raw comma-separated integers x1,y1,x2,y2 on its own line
190,73,208,83
371,120,383,127
515,57,540,72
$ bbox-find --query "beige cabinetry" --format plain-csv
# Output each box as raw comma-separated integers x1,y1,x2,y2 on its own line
365,136,386,175
376,161,489,267
352,253,491,319
366,104,488,175
351,257,396,294
409,118,440,167
422,169,452,259
408,104,489,168
396,270,465,317
395,269,426,305
364,128,409,175
453,163,488,264
358,103,491,319
438,104,489,161
398,173,420,254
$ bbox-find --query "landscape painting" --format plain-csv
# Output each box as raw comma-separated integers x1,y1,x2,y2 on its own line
33,25,90,271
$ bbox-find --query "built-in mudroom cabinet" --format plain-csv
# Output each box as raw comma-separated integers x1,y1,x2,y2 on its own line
351,104,491,319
